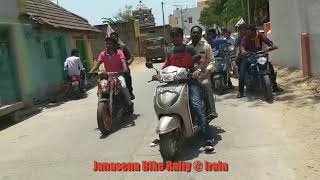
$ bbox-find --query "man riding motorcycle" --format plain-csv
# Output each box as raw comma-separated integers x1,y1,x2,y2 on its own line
188,26,218,119
89,37,133,112
206,28,233,88
223,29,236,46
238,24,283,98
110,32,135,100
64,49,85,92
150,27,214,151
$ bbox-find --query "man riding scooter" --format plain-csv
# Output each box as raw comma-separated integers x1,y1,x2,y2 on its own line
188,26,218,119
149,27,214,151
89,37,134,112
64,49,85,93
237,24,283,98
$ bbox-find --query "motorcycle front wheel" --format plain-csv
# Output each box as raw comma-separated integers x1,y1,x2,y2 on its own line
214,78,224,95
97,102,112,135
159,129,181,162
231,61,239,78
263,75,273,102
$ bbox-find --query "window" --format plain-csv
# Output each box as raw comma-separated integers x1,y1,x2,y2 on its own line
188,17,193,23
43,41,53,59
176,18,178,24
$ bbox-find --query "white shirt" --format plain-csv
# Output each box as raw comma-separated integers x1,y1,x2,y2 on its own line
64,56,85,76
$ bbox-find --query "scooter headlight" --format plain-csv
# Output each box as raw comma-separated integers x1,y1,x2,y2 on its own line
257,57,267,65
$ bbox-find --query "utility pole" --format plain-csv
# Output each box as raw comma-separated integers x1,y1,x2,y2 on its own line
161,2,166,37
247,0,250,24
180,8,184,32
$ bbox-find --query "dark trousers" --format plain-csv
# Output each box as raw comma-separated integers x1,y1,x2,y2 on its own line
124,68,133,95
238,58,249,94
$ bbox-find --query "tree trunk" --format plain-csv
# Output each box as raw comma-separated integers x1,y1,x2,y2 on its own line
249,0,256,25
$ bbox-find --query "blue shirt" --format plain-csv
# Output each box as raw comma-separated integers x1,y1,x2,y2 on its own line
209,37,228,57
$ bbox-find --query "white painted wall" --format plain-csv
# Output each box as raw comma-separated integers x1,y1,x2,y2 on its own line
0,0,19,22
269,0,320,76
173,7,205,36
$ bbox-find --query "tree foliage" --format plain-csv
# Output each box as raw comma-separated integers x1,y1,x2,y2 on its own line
102,5,134,24
199,0,269,28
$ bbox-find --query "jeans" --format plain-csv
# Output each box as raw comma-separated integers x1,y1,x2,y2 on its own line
201,79,216,114
187,79,211,141
117,75,133,106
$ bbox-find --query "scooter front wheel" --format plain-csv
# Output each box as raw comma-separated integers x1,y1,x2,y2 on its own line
159,129,180,162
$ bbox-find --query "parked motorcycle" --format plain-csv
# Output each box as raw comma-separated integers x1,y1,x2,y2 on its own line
146,63,213,161
244,48,276,102
211,43,233,95
94,72,133,135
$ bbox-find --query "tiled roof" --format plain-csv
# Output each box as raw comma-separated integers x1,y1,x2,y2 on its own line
23,0,101,32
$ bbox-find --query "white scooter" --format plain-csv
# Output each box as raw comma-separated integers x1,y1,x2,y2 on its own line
146,62,212,161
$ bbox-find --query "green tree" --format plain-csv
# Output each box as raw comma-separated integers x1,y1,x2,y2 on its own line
102,5,134,23
113,5,134,23
200,0,269,28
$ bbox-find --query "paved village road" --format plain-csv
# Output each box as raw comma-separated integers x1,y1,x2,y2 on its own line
0,62,317,180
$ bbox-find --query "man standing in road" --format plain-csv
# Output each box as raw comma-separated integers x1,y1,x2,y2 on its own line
110,32,135,100
188,26,218,119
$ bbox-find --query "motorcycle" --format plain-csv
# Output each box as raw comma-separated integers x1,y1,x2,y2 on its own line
211,43,233,95
227,45,239,78
94,72,133,135
146,62,213,161
67,75,82,98
244,48,276,102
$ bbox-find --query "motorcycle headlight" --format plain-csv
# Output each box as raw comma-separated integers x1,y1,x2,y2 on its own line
228,46,235,51
257,57,267,65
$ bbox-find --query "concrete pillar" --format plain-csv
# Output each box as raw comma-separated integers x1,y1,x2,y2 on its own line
301,33,311,76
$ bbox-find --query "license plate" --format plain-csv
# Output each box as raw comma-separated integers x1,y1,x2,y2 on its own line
157,86,176,92
146,45,161,50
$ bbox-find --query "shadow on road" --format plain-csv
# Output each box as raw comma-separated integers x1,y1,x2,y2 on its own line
215,83,279,106
175,125,226,161
0,87,93,131
99,113,141,139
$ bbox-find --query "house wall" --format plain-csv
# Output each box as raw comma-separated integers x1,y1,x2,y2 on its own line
0,25,21,106
13,25,70,103
173,7,205,36
269,0,320,76
69,33,95,70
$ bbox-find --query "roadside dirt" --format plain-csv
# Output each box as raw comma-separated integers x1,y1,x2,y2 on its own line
271,65,320,179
